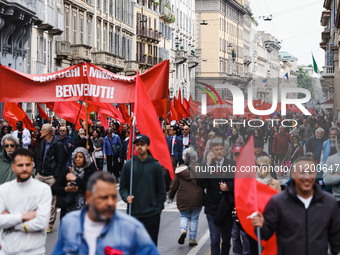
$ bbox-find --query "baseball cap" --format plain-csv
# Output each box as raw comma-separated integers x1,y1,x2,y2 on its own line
133,134,150,145
232,145,243,155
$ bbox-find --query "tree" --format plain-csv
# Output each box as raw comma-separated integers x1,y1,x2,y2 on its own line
297,67,314,99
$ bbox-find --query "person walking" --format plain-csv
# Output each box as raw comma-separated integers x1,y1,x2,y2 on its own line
103,128,123,181
0,134,19,184
168,147,204,246
119,134,166,246
35,123,65,233
0,149,52,255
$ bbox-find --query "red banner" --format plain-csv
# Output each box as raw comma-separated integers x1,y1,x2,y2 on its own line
0,61,169,103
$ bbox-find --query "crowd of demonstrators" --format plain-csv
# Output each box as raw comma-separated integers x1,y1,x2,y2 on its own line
1,107,340,254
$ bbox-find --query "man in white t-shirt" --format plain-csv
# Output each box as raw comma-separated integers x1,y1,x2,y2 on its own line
0,148,52,255
251,157,340,255
53,171,160,255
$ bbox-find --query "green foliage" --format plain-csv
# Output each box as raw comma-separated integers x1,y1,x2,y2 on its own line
297,67,314,99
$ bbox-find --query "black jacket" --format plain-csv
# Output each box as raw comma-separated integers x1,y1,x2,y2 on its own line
52,164,96,209
260,181,340,255
196,157,235,216
36,136,66,178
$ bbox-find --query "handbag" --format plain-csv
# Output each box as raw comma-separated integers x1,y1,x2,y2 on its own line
108,136,122,154
94,150,104,158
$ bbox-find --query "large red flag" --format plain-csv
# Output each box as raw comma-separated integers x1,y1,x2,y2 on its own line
3,103,35,130
118,103,132,124
37,103,49,120
134,73,174,179
235,136,278,255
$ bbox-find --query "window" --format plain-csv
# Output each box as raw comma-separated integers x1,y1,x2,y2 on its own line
87,18,92,46
73,13,77,44
65,10,69,42
37,32,46,64
109,0,113,16
103,26,106,51
80,16,84,44
103,0,107,12
97,23,101,50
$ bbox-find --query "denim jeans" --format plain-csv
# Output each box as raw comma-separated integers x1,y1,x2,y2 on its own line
232,221,251,255
206,214,233,255
179,207,202,239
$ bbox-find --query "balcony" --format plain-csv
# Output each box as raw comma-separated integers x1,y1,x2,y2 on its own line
160,5,175,23
92,52,124,72
322,66,334,78
70,44,92,62
56,41,70,58
125,61,139,73
321,10,331,26
188,55,199,68
175,50,187,64
136,28,160,43
322,29,330,43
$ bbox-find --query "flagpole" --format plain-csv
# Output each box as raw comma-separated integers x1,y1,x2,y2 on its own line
256,226,262,254
75,101,83,130
164,97,168,134
128,116,136,216
85,100,89,150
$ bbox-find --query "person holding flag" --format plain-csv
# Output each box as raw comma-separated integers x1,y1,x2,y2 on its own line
119,134,166,246
251,156,340,255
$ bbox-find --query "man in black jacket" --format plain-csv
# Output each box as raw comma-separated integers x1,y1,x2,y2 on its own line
120,134,166,246
36,123,66,233
251,156,340,255
197,137,235,255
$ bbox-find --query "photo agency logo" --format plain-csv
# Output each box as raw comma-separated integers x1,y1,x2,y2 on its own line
199,84,312,128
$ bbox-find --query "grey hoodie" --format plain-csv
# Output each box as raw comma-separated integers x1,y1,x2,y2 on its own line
323,136,340,201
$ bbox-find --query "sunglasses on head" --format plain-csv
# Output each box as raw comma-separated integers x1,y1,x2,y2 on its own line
4,144,15,148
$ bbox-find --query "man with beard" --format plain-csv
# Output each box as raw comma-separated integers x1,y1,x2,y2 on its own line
320,127,338,165
53,171,159,255
0,149,52,255
120,134,166,246
0,134,19,184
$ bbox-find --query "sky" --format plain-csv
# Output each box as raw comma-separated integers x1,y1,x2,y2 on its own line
250,0,324,67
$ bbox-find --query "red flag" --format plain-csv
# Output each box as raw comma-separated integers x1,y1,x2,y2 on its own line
88,101,125,125
169,101,179,121
37,103,49,120
118,103,132,124
152,99,167,119
235,136,278,255
174,96,187,118
45,102,93,131
98,112,109,130
127,120,137,160
134,73,174,179
3,103,35,130
183,97,190,115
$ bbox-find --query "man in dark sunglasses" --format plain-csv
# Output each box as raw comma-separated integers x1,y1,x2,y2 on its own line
0,134,19,184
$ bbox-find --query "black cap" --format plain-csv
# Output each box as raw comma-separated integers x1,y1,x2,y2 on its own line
133,134,150,145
